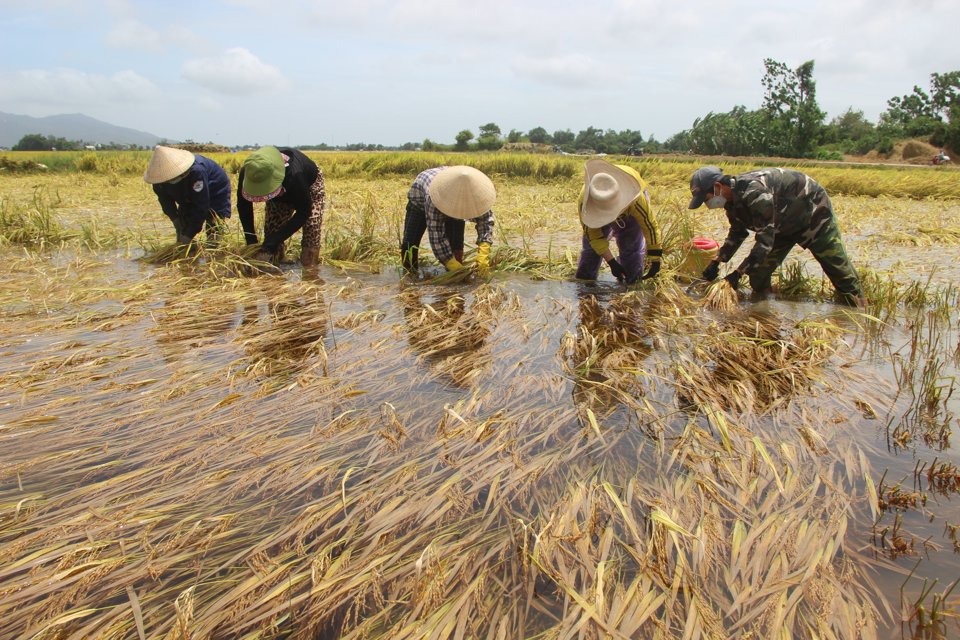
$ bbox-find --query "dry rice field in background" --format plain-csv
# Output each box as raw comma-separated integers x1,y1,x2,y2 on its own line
0,152,959,639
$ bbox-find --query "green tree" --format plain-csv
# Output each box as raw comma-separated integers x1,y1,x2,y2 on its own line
454,129,474,151
527,127,551,144
761,58,825,156
13,134,51,151
884,71,960,144
821,108,877,154
574,126,603,151
506,129,524,143
552,129,575,148
687,107,769,156
478,122,501,138
476,122,502,150
13,133,78,151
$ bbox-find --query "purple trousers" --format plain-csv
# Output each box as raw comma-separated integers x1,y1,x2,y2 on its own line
575,216,647,283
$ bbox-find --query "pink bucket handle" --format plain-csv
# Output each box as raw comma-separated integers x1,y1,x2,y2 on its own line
691,237,718,250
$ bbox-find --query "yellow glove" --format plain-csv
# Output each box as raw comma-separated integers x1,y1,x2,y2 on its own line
445,257,464,271
476,242,491,275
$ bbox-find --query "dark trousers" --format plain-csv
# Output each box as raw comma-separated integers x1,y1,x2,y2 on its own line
401,200,464,269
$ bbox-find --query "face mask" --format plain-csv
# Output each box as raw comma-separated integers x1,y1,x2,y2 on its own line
705,194,727,209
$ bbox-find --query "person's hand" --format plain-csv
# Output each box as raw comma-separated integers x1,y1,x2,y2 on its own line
176,232,192,246
724,270,741,290
641,261,661,280
608,258,626,282
476,242,491,277
445,257,464,271
702,260,720,282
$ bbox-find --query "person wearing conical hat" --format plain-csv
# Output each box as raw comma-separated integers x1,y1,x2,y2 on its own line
143,145,232,246
576,159,662,284
401,166,496,275
237,146,325,267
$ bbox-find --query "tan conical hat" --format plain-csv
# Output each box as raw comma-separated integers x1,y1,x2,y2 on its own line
428,166,496,220
143,145,195,184
580,159,641,228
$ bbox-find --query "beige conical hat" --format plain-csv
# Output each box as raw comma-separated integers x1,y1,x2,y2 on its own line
428,166,496,220
580,159,641,228
143,145,195,184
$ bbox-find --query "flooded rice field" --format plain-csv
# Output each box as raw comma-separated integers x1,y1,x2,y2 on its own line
0,252,958,639
0,165,959,638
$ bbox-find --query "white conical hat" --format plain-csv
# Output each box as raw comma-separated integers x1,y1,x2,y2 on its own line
580,158,641,228
143,145,195,184
428,166,496,220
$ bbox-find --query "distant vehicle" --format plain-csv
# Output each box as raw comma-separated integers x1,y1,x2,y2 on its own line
932,150,950,165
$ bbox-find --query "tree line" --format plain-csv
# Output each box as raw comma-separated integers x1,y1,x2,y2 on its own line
421,62,960,159
9,134,151,151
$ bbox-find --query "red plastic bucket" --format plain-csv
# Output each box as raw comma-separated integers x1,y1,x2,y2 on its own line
677,237,719,280
691,237,719,251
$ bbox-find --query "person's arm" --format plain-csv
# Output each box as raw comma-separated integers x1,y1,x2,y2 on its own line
586,226,612,258
716,213,749,264
474,210,494,246
474,210,494,273
154,185,179,222
236,167,258,245
261,178,310,254
628,190,662,266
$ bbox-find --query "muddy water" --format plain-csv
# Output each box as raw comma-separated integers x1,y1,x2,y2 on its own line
0,251,957,636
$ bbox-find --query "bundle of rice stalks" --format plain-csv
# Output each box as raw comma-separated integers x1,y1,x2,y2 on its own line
700,279,740,312
139,242,195,264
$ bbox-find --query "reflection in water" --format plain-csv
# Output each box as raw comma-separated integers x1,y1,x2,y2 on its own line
237,288,330,379
399,285,493,388
150,295,241,366
3,258,960,638
566,285,653,419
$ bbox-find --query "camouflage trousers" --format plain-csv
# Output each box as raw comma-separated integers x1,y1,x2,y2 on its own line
748,215,862,299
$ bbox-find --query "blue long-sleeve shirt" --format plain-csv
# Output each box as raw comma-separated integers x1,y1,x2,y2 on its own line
152,155,232,239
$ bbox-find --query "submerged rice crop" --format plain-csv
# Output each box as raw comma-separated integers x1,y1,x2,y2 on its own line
0,153,958,638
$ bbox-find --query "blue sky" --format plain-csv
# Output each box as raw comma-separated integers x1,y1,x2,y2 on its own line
1,0,958,146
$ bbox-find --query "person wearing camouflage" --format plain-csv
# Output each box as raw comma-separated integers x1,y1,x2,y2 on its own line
688,166,863,304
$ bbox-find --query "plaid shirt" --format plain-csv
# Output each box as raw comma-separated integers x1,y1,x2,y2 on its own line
408,167,495,265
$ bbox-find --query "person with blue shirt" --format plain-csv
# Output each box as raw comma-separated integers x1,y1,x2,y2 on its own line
143,145,232,246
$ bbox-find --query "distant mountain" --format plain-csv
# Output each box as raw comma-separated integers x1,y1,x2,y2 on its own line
0,112,164,148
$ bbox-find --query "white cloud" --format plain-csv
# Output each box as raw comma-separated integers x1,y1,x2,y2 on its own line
512,54,609,88
0,68,159,109
181,48,287,95
105,18,163,52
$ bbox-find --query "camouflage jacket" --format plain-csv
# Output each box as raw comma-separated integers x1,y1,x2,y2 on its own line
717,168,834,274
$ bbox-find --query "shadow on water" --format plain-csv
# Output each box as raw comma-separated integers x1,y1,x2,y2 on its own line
0,252,958,638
